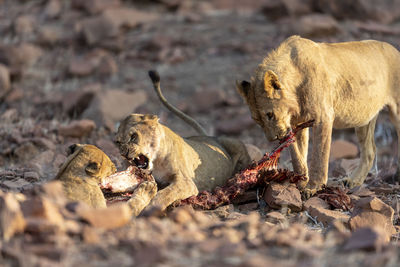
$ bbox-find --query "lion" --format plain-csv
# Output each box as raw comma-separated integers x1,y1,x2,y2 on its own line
55,144,157,215
114,71,252,213
237,35,400,195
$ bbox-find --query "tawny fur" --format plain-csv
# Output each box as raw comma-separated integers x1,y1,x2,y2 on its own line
237,35,400,195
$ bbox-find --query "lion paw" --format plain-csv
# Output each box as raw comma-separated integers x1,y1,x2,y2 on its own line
134,181,158,199
339,177,362,189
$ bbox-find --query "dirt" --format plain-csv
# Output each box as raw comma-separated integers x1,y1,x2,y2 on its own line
1,0,400,266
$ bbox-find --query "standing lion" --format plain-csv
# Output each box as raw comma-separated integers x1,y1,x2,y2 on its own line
237,35,400,196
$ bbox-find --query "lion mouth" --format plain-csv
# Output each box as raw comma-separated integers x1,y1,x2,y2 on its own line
132,154,149,169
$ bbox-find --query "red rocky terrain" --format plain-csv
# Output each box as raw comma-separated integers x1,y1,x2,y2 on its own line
1,0,400,266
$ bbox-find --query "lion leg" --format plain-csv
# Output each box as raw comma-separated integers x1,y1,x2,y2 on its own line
388,105,400,181
218,137,252,173
144,175,198,212
289,127,309,188
128,181,158,216
305,120,333,197
341,115,377,188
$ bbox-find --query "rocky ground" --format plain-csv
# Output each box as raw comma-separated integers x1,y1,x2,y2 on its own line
1,0,400,266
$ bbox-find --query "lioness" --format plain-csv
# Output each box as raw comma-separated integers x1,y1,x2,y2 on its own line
115,71,252,213
237,35,400,195
55,144,116,208
56,144,157,215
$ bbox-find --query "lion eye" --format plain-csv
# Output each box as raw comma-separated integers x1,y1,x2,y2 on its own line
130,132,138,143
266,112,274,120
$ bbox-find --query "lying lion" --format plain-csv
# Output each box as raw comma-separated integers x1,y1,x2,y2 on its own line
237,35,400,196
56,144,157,216
115,71,252,213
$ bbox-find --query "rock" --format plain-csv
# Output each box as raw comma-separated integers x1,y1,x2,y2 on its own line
21,196,65,232
188,88,227,113
72,0,121,15
293,13,340,37
58,119,96,138
102,8,158,29
307,206,350,226
0,192,26,241
216,114,256,135
261,0,288,20
81,89,147,130
96,55,118,76
1,179,32,190
303,197,330,211
14,15,36,35
313,0,400,24
62,83,100,117
264,182,302,212
0,63,10,99
349,197,396,242
169,206,194,224
265,211,287,224
23,171,40,182
0,43,42,76
68,49,117,77
78,203,132,230
78,16,120,46
38,26,63,46
44,0,62,18
13,142,40,162
330,139,358,161
344,227,387,251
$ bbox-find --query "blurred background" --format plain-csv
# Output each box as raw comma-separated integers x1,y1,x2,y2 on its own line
1,0,400,185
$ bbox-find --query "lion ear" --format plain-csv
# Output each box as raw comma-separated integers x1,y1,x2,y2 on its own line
264,70,281,96
143,114,159,122
85,161,100,175
67,144,82,156
236,80,251,99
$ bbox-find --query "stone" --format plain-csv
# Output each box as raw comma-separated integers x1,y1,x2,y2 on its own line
79,16,120,46
330,139,359,161
38,26,63,46
14,15,36,35
44,0,62,18
344,227,387,251
13,142,40,162
1,179,31,190
313,0,400,24
102,8,158,29
264,182,302,212
0,43,42,76
307,206,350,226
293,13,340,37
188,88,227,113
0,63,10,99
349,197,396,242
58,119,96,138
72,0,121,14
81,89,147,130
303,197,330,211
62,83,100,117
78,203,132,230
21,196,65,232
23,171,40,182
169,206,194,224
0,192,26,241
96,55,118,76
265,211,287,224
216,114,257,135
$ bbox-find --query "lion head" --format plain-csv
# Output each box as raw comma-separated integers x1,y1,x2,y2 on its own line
237,69,300,141
115,114,163,171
